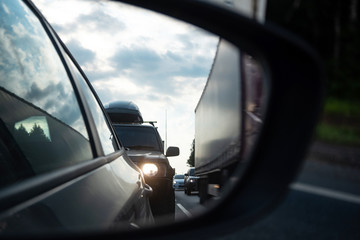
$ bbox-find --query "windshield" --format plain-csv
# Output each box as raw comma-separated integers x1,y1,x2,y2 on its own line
174,175,184,179
114,125,161,151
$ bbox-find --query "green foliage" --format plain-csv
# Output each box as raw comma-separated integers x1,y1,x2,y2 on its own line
29,123,50,142
14,124,29,140
316,123,360,146
14,123,50,142
323,98,360,117
315,97,360,146
186,139,195,167
267,0,360,146
267,0,360,102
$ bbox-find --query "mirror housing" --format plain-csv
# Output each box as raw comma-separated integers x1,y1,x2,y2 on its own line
29,0,324,239
166,146,180,157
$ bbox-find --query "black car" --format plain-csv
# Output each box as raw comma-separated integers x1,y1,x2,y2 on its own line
184,167,199,195
105,101,179,220
0,0,153,235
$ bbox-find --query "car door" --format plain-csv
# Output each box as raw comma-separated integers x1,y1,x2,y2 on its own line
0,0,152,234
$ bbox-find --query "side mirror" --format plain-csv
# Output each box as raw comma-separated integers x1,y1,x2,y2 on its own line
28,0,325,239
166,146,180,157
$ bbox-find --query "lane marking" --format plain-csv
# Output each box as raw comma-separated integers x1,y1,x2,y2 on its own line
290,182,360,205
176,203,192,217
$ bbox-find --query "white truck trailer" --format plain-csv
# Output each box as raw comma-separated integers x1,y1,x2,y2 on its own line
195,0,266,204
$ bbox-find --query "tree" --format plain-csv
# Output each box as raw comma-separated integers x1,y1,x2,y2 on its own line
29,123,50,142
267,0,360,101
186,139,195,167
14,124,29,141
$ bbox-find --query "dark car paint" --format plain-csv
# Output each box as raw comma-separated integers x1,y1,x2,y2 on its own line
184,168,199,195
0,0,153,235
112,124,176,220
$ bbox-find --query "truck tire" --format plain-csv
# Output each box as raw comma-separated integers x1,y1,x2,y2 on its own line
199,177,209,204
187,188,192,195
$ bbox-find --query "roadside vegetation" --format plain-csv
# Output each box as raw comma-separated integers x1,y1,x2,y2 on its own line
267,0,360,147
316,98,360,146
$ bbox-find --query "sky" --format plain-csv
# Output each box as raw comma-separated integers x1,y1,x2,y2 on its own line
32,0,219,174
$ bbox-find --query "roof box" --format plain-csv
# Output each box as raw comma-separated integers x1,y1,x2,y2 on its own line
104,101,143,124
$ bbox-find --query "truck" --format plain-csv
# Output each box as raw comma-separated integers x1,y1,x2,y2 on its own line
195,38,265,204
194,0,266,203
104,101,179,220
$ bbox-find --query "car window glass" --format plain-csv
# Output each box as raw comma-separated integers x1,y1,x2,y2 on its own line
66,55,118,155
0,0,92,186
114,126,161,151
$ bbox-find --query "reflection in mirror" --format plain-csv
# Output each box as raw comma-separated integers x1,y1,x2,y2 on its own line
34,0,266,227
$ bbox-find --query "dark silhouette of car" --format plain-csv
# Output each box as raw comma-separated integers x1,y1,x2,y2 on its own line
184,167,199,195
0,0,153,235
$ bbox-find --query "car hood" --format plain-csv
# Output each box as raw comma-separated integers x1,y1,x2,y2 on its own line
188,176,199,179
126,150,168,164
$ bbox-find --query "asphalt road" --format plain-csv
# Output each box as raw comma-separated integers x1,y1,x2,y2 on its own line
174,142,360,239
175,190,205,221
221,148,360,239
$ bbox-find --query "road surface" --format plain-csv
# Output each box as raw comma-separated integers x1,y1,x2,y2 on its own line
174,142,360,239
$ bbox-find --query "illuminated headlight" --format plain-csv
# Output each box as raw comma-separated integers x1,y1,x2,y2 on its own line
142,163,158,177
190,179,194,183
173,181,177,184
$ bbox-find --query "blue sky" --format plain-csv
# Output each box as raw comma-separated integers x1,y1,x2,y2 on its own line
33,0,218,174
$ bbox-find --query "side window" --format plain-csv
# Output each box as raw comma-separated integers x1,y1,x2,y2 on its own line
0,0,92,187
66,56,118,155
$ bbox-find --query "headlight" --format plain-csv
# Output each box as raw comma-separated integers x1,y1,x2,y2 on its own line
190,179,194,182
142,163,158,177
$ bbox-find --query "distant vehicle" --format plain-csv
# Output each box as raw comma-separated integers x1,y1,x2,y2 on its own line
173,174,185,190
105,101,179,220
184,167,199,195
0,0,153,234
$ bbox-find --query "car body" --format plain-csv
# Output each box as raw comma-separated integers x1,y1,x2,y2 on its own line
0,0,153,235
173,174,185,190
105,101,179,221
184,167,199,195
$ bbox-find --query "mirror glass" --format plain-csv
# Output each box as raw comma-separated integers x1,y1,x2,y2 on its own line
33,0,267,227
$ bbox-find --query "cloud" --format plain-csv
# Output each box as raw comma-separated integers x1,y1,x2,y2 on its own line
108,44,214,97
31,0,219,174
50,6,126,35
111,46,162,72
66,39,96,64
76,7,126,33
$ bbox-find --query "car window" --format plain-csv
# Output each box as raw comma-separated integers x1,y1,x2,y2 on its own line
0,0,92,187
174,175,184,179
65,55,118,155
114,126,161,151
